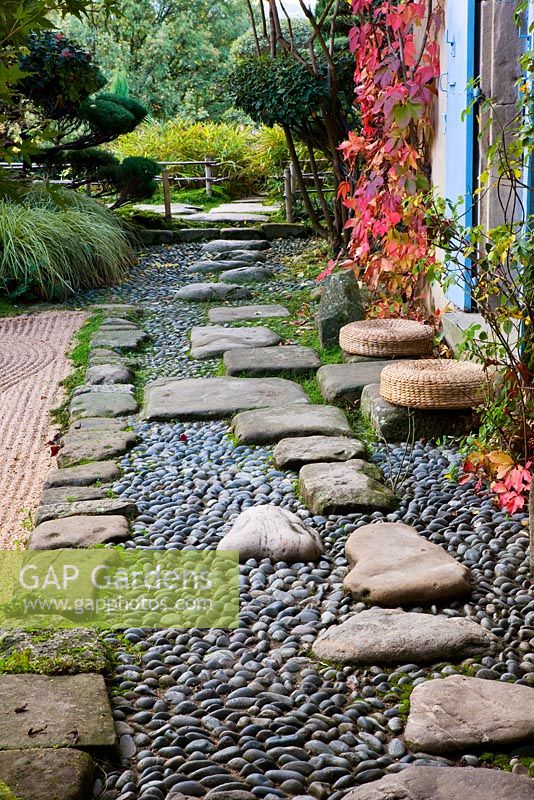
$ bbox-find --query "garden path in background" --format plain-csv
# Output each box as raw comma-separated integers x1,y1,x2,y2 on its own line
134,196,281,223
0,310,86,547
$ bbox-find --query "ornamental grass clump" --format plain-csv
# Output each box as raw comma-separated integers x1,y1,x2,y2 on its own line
0,190,131,300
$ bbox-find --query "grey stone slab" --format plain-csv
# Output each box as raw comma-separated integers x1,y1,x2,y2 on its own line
144,377,309,421
220,227,266,240
85,364,133,385
344,522,471,605
35,498,137,526
208,305,290,323
91,328,147,351
192,212,269,223
405,675,534,754
72,384,134,398
342,351,392,363
100,318,138,328
0,748,95,800
44,462,121,489
317,362,403,404
360,384,476,442
231,404,352,445
273,435,366,470
28,515,130,549
312,608,500,666
136,228,173,245
90,304,140,318
315,272,363,348
68,417,127,433
69,392,138,419
0,674,116,752
219,267,274,284
190,326,281,360
211,250,267,264
176,228,221,242
174,283,252,302
0,629,110,675
262,223,308,240
57,430,138,468
299,460,398,516
41,485,108,505
201,239,270,254
342,767,534,800
224,346,320,376
187,259,252,274
217,506,323,563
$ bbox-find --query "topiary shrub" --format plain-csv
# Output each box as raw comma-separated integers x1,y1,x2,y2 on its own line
77,93,147,137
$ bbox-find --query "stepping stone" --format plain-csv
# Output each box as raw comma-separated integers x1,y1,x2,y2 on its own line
28,515,130,549
317,362,401,403
219,267,274,284
44,462,121,489
41,485,108,504
273,435,366,470
0,749,95,800
342,351,394,363
177,227,221,242
85,364,133,385
0,674,116,752
211,250,267,264
342,766,534,800
405,675,534,754
220,227,266,240
201,239,270,254
190,326,281,360
191,211,270,223
174,283,252,302
187,259,254,274
68,417,127,433
91,328,148,351
299,460,398,515
35,498,137,526
217,506,323,563
312,608,499,665
100,317,138,328
224,346,320,376
0,629,110,674
69,391,138,419
213,202,280,214
209,304,290,323
144,377,309,421
315,271,363,348
262,222,308,240
57,430,138,468
231,404,352,445
343,522,470,604
361,384,475,442
91,303,140,318
72,383,134,397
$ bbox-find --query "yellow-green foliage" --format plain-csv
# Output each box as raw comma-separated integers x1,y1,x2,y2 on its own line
112,120,293,196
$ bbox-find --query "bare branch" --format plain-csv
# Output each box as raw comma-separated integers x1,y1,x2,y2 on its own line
245,0,262,57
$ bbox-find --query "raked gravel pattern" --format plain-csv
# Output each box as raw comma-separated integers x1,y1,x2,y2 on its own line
78,244,533,800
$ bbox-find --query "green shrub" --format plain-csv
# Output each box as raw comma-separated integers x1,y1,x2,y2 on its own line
0,189,131,300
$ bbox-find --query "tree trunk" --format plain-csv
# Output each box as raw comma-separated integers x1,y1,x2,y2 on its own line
530,480,534,576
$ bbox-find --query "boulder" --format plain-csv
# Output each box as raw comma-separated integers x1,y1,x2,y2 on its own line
190,325,281,359
231,404,352,445
174,283,252,302
312,608,500,665
274,435,366,470
315,271,363,348
224,346,321,376
217,506,323,563
299,460,398,515
343,522,471,605
405,675,534,753
28,515,130,549
208,304,290,323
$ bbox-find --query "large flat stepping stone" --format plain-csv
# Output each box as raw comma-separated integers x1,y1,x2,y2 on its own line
0,629,110,675
312,608,499,665
44,461,121,489
85,363,133,385
405,675,534,754
69,391,138,419
219,266,274,284
0,674,116,753
144,377,309,421
28,515,130,549
299,460,398,515
232,404,352,444
217,506,323,563
342,766,534,800
190,326,281,359
202,239,270,253
274,435,366,470
344,522,470,604
57,430,138,468
209,305,290,323
187,259,254,274
91,328,147,351
212,251,267,265
361,384,474,442
41,485,108,505
35,497,137,526
224,346,320,376
68,417,128,433
263,222,308,240
0,748,95,800
220,226,266,240
174,283,252,302
91,303,140,317
177,227,221,242
318,362,402,403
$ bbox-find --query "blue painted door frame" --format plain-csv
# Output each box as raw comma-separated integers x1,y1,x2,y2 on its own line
443,0,476,310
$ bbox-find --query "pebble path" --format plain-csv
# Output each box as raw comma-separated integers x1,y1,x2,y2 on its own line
78,241,533,800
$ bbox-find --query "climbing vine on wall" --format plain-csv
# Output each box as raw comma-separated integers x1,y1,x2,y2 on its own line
335,0,442,317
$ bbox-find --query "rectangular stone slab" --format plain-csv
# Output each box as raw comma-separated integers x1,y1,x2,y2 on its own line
190,325,281,359
28,515,130,549
224,346,321,376
44,462,121,489
144,377,310,421
273,435,366,470
69,392,138,419
317,362,403,403
91,329,148,351
343,522,470,605
231,404,352,444
299,460,398,515
57,430,138,468
0,748,95,800
208,305,290,323
41,485,108,505
35,498,137,526
0,674,116,752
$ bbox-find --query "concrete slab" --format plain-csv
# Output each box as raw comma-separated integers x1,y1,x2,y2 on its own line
224,346,320,376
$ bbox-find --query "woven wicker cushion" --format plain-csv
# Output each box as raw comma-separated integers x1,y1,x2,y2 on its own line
380,359,488,409
339,319,434,357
